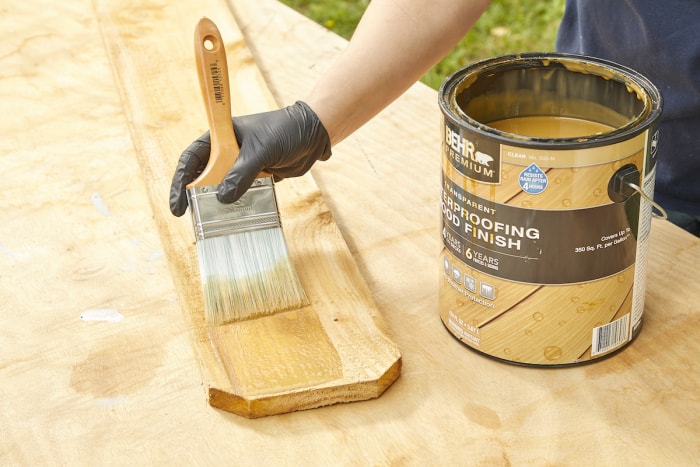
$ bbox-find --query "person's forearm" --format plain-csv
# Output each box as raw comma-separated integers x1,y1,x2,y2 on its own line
305,0,491,145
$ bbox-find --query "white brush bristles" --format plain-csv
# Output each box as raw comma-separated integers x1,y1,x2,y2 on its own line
196,227,309,325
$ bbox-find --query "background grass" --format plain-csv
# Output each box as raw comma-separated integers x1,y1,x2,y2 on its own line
280,0,566,89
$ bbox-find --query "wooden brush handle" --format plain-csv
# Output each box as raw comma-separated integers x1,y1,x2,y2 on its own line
188,17,239,188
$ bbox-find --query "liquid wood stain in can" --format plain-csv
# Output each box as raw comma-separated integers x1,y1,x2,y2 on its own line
438,53,662,366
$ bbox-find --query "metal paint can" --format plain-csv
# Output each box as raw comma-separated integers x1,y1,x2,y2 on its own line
438,53,663,366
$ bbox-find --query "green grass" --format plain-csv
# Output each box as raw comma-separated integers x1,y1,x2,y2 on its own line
280,0,565,89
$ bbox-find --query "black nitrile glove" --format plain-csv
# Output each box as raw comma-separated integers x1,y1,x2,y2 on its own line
169,101,331,217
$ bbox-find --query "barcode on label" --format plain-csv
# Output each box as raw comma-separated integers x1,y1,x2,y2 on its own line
210,62,223,103
591,313,630,356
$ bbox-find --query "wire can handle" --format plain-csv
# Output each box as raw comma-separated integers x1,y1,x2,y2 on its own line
625,181,668,220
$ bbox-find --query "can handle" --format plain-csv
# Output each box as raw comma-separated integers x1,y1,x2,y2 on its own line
625,182,668,220
609,164,668,220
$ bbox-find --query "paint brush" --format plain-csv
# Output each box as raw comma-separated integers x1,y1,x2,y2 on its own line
187,17,308,324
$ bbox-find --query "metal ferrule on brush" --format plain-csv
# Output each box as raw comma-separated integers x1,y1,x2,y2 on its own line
187,177,281,241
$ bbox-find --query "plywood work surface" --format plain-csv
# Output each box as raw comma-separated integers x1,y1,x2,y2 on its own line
1,0,699,464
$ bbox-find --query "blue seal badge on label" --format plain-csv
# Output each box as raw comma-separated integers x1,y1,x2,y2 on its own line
519,163,548,194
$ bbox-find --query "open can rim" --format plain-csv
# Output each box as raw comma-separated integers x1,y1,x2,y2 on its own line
438,52,663,150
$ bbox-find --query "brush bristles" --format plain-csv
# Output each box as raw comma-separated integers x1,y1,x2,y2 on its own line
196,227,309,325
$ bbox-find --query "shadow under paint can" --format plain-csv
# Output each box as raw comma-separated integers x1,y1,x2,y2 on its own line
438,53,663,366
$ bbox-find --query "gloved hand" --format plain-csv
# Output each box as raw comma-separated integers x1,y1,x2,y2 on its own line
169,101,332,217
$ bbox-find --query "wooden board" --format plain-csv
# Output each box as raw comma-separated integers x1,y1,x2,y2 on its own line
93,0,400,417
1,0,699,464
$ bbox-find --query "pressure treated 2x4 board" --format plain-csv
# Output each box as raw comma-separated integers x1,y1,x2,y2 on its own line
95,0,400,417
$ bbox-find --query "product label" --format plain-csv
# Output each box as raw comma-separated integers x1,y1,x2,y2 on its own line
441,174,638,284
444,121,501,184
647,129,659,176
631,128,657,332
